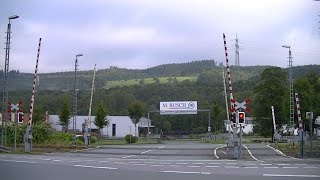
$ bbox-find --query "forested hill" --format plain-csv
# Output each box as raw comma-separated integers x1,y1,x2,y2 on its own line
0,60,319,91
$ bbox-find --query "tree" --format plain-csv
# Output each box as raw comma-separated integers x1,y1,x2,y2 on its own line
253,67,287,137
211,101,223,131
128,102,144,136
162,121,172,133
294,72,320,131
58,99,71,132
94,101,109,138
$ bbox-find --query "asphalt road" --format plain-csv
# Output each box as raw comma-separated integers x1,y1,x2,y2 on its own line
0,141,319,180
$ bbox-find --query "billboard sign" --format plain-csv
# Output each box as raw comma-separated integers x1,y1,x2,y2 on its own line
160,101,197,115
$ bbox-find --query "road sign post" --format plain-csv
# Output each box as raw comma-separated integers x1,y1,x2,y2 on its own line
8,101,22,152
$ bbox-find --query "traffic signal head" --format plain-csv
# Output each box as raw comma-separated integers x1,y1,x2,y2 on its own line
18,113,24,123
238,112,245,124
230,113,236,124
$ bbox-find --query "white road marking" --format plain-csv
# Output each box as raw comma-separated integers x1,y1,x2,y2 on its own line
277,164,291,166
225,166,239,168
69,160,81,163
209,162,221,165
176,163,188,165
141,150,153,154
303,167,318,169
263,167,279,169
52,160,63,162
144,162,156,164
206,166,220,168
98,161,109,163
0,159,36,164
114,162,127,165
263,174,320,178
283,167,298,169
132,164,146,166
294,164,307,166
193,163,204,165
162,171,210,175
260,164,272,166
150,165,164,167
159,162,171,165
158,146,165,149
122,155,136,159
73,164,118,170
220,150,227,155
243,145,259,161
40,158,52,161
266,144,300,160
244,167,258,168
84,160,94,162
188,166,201,168
213,145,226,159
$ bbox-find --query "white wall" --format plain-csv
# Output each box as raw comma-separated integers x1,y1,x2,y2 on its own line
48,115,139,137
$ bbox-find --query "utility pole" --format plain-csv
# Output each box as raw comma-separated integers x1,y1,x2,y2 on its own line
282,45,294,133
235,34,239,66
1,15,19,147
72,54,83,145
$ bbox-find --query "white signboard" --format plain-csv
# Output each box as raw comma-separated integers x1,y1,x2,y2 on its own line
160,101,197,115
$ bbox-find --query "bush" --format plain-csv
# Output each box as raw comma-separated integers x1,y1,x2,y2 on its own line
50,132,73,143
33,123,52,143
125,134,138,143
2,122,53,145
90,136,97,144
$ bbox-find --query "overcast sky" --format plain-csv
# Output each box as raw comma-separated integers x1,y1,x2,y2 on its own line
0,0,319,73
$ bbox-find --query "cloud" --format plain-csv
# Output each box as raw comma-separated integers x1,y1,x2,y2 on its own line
0,0,319,73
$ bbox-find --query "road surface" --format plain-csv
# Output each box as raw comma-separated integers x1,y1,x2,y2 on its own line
0,141,319,180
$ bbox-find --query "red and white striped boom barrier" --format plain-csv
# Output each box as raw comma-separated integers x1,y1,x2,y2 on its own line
223,33,235,111
295,93,303,130
28,38,41,126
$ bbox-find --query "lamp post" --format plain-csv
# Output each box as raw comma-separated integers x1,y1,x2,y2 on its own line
282,45,294,134
72,54,83,145
1,15,19,146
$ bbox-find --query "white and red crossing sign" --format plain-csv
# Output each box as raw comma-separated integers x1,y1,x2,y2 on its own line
230,99,250,112
7,101,23,113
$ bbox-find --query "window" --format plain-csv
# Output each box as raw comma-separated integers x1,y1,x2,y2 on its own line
112,124,116,137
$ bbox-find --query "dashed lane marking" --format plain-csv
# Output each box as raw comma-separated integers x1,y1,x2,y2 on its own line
206,166,220,168
122,155,136,159
0,159,36,164
161,171,210,175
263,174,320,178
73,164,118,170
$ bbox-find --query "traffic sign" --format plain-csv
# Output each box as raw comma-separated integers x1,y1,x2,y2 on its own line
8,101,22,112
230,99,250,112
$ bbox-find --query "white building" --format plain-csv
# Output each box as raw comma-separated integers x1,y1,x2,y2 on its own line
48,115,153,138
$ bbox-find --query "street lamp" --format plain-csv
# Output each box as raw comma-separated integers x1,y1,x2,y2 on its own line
282,45,294,134
1,15,19,146
72,53,83,145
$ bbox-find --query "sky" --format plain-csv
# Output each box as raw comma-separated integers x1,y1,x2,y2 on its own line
0,0,319,73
